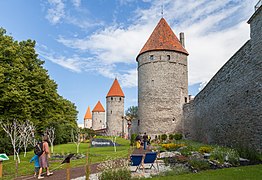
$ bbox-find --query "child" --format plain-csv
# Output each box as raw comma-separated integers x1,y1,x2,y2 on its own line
30,154,40,178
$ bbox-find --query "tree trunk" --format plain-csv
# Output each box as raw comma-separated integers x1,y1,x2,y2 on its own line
77,144,79,154
51,144,54,153
13,148,16,160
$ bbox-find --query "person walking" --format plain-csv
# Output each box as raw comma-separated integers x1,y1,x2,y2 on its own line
143,132,148,150
38,135,53,179
30,154,40,177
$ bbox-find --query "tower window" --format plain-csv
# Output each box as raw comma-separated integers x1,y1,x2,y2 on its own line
111,110,112,114
119,97,121,101
111,97,113,100
138,120,140,126
149,55,154,60
185,97,187,103
167,55,170,60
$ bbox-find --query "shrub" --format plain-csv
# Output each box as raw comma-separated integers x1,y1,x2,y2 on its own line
236,146,262,164
130,134,137,146
169,134,174,140
99,168,131,180
199,146,213,154
210,147,240,166
180,146,193,157
174,133,183,140
162,143,186,151
161,134,167,141
188,159,210,171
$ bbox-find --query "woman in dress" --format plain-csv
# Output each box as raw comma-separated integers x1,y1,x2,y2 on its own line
38,135,53,179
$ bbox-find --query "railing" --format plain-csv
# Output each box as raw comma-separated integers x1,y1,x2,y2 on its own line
255,0,262,11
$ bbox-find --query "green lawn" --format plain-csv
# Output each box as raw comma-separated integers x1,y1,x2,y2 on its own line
1,137,130,180
149,164,262,180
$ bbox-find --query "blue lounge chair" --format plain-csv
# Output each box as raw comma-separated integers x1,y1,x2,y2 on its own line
130,154,143,172
143,152,159,171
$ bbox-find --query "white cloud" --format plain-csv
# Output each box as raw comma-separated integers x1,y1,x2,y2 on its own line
46,0,65,24
50,0,257,89
72,0,81,8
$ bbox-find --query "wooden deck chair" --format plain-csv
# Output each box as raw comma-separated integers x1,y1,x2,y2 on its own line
143,152,159,171
130,154,143,172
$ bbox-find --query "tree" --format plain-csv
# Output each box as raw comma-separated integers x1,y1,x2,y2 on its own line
0,28,78,152
0,119,21,162
71,127,81,153
46,127,55,153
125,106,138,121
19,120,35,157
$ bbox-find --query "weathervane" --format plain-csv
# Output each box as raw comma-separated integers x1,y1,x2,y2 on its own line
161,1,164,17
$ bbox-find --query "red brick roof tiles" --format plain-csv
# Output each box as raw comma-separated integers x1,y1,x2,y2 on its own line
92,101,105,112
137,18,188,60
106,78,125,97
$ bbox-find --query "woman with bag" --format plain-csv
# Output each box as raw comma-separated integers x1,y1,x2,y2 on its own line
38,135,53,179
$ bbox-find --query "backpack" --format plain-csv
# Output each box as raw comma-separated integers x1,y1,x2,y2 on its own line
34,142,44,156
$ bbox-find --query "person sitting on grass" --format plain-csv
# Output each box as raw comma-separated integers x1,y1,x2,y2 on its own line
30,154,40,178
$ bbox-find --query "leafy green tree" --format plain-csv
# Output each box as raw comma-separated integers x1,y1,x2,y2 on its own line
125,106,138,121
0,28,78,154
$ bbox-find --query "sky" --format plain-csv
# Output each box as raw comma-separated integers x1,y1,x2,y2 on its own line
0,0,258,125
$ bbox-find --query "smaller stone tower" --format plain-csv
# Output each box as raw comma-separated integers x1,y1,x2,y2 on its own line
92,101,106,130
106,79,125,136
84,106,92,129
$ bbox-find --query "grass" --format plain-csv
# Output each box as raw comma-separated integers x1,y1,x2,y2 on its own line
1,137,130,180
148,164,262,180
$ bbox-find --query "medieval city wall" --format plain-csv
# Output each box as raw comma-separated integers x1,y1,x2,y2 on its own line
183,8,262,153
183,7,262,152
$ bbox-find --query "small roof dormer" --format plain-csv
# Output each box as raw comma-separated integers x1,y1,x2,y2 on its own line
136,17,188,61
106,78,125,98
84,106,92,120
92,101,105,112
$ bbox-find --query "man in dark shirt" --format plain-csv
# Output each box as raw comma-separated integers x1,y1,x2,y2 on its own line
143,132,148,150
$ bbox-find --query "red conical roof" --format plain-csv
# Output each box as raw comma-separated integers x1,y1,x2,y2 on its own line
106,78,125,97
92,101,105,112
137,18,188,60
84,106,92,120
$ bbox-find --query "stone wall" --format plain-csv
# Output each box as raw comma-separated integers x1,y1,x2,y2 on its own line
137,50,188,138
106,96,125,136
183,7,262,152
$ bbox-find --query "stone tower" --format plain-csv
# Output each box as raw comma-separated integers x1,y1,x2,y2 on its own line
106,78,125,136
136,18,189,137
84,106,92,129
92,101,106,130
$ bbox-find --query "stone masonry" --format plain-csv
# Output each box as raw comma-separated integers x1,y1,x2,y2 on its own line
138,50,188,137
183,6,262,152
106,79,126,136
106,96,125,136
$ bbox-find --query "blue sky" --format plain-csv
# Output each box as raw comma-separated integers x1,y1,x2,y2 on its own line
0,0,257,125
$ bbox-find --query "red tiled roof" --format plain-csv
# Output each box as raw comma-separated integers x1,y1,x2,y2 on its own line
92,101,105,112
106,78,125,97
84,106,92,120
137,18,188,60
